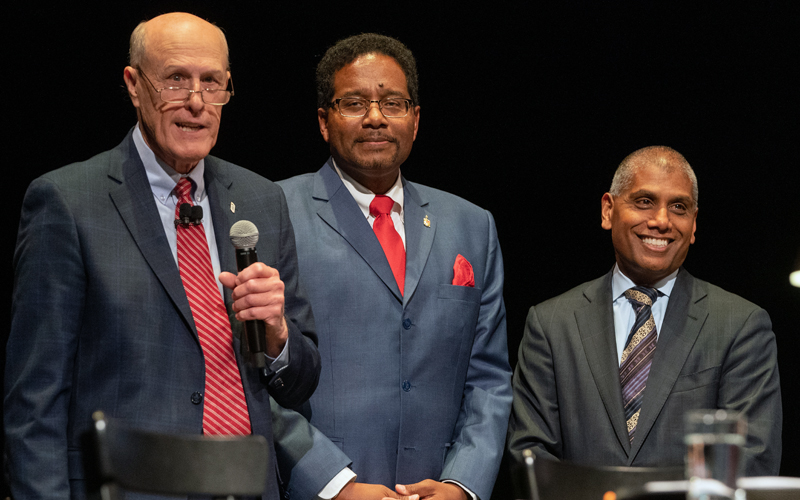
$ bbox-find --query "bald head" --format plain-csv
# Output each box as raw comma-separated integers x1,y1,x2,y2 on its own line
129,13,229,70
610,146,698,207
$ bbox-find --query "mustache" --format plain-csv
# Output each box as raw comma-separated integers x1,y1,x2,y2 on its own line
356,134,395,143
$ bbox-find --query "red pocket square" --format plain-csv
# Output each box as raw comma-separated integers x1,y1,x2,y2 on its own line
452,254,475,287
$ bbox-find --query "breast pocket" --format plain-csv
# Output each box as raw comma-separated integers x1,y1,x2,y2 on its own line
436,284,482,344
672,365,721,394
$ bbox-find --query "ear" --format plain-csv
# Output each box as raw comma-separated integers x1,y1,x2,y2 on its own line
690,208,698,244
411,105,420,141
317,108,330,143
601,192,614,230
123,66,140,108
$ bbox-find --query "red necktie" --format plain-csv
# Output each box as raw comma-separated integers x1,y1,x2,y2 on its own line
174,178,251,435
369,195,405,295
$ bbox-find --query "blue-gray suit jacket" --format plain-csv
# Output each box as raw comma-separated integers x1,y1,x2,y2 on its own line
272,161,512,500
507,268,782,476
5,131,321,499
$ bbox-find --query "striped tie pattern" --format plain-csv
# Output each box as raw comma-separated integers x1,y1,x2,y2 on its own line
369,195,406,295
175,178,251,435
619,286,659,442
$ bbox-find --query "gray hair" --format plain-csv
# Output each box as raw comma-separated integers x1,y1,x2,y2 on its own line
128,18,230,69
610,145,699,207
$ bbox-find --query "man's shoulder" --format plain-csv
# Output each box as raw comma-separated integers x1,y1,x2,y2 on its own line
37,140,130,190
275,172,316,196
533,274,608,314
683,271,765,315
406,179,488,215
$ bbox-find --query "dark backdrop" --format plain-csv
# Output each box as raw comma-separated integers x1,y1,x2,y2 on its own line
5,3,798,497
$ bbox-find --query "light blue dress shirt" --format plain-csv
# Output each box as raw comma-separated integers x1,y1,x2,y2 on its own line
611,265,679,365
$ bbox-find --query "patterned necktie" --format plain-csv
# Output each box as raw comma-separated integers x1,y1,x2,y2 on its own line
619,286,659,442
369,195,405,295
174,178,251,435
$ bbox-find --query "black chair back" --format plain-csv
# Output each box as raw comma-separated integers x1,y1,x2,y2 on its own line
521,451,683,500
85,411,269,499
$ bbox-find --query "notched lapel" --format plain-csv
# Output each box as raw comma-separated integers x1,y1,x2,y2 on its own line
401,181,434,306
108,150,196,338
313,164,403,302
575,272,632,454
628,269,709,463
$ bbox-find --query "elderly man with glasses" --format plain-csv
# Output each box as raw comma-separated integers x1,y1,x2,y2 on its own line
5,12,320,499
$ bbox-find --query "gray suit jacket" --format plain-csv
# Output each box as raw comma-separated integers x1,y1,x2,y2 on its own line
5,131,321,499
507,268,782,476
272,161,512,500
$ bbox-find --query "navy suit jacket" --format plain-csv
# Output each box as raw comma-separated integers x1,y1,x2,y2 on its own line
272,161,512,500
5,131,321,499
507,268,782,476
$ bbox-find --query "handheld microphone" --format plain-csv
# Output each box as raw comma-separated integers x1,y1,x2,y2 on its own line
229,220,267,367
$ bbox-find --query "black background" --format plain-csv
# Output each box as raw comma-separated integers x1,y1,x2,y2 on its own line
5,2,799,496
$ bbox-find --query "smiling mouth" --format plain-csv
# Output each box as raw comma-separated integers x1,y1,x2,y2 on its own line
177,123,204,132
642,236,670,248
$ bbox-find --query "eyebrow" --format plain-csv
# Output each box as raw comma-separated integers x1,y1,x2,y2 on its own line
161,66,226,79
338,88,408,98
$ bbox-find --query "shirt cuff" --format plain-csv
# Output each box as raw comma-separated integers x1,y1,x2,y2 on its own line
442,479,477,500
263,336,290,374
317,467,357,500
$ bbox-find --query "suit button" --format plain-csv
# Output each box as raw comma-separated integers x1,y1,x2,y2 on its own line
402,380,411,392
402,318,412,330
191,392,203,405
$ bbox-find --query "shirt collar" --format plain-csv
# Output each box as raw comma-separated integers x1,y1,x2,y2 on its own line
331,158,404,219
133,123,207,205
612,264,679,301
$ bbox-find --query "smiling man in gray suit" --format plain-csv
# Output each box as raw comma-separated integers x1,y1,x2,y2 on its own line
507,146,782,475
274,34,512,500
5,13,319,499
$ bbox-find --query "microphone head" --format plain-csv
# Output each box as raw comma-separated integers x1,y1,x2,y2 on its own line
230,220,259,249
179,203,192,219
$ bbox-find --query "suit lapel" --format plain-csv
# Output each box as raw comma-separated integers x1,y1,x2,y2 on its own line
107,134,195,335
313,162,403,302
574,271,632,454
204,160,236,276
628,269,708,463
401,181,434,306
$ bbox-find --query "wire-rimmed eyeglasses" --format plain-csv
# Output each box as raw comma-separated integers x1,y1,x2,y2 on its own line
332,97,413,118
137,69,234,106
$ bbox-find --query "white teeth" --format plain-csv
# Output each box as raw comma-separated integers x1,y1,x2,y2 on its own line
178,124,201,132
643,237,668,248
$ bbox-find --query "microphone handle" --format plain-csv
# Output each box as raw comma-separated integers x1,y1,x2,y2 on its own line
235,247,268,364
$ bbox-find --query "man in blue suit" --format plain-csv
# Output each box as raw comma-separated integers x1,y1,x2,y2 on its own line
5,13,320,499
275,34,512,500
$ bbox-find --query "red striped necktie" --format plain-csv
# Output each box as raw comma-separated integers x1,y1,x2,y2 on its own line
619,286,659,442
174,178,251,435
369,195,405,295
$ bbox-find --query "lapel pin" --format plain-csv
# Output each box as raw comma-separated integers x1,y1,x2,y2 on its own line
423,215,431,228
230,202,236,213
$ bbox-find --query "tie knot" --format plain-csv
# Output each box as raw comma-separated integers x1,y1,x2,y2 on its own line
624,286,658,307
369,195,395,217
175,178,193,205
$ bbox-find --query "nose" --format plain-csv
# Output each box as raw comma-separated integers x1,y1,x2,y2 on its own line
649,207,672,231
185,89,205,113
362,101,387,127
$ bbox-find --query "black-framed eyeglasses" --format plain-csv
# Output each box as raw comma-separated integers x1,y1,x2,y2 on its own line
137,69,234,106
332,97,413,118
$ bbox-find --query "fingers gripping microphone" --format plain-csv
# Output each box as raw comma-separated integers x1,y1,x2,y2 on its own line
229,220,267,367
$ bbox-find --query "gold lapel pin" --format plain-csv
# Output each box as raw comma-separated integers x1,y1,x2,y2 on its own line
423,215,431,227
230,202,236,213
